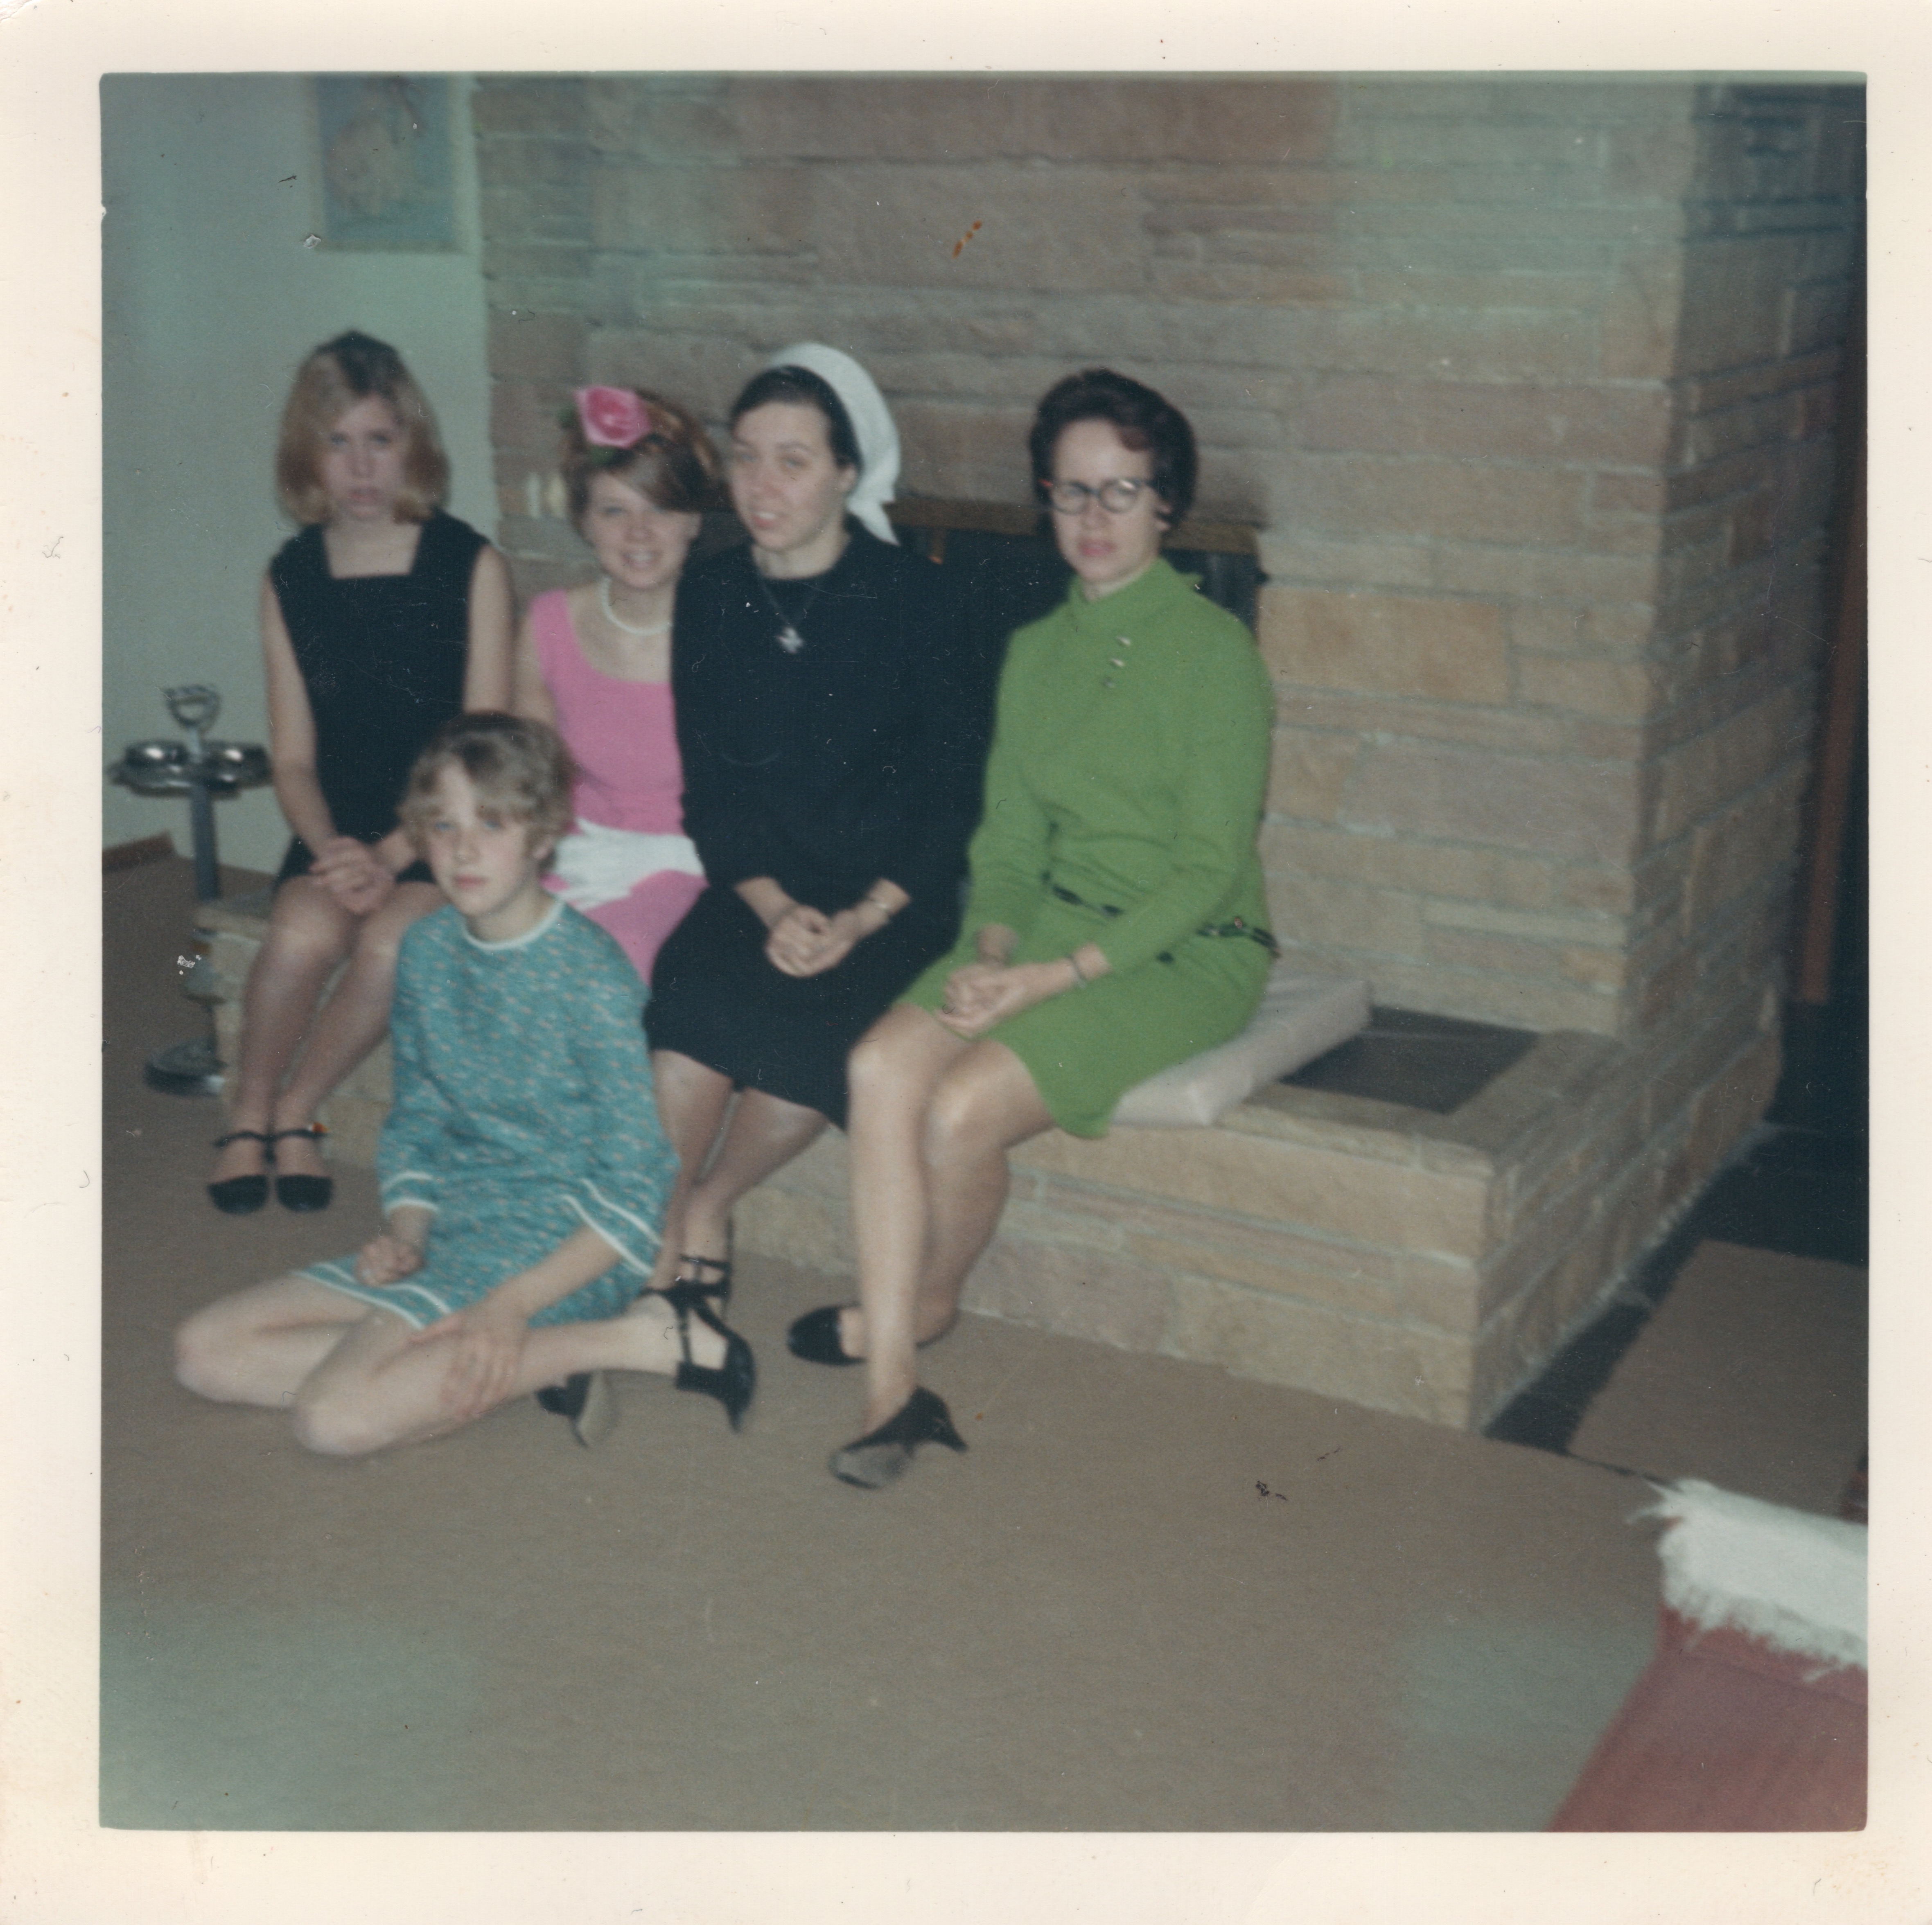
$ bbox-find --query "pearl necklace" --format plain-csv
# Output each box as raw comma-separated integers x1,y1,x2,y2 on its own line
600,577,671,638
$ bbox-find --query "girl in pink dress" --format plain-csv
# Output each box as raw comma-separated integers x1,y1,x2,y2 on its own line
512,387,719,983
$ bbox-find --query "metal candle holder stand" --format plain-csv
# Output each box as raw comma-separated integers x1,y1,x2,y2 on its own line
109,685,271,1096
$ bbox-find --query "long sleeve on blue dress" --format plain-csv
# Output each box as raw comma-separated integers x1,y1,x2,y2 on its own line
558,952,677,1276
376,957,453,1217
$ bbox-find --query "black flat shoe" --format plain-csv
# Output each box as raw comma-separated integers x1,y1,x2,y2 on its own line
787,1304,958,1368
207,1129,272,1216
830,1386,967,1490
787,1305,861,1366
269,1123,333,1212
535,1371,615,1448
650,1278,754,1431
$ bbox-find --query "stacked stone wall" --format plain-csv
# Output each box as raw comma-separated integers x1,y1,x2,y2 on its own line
472,73,1857,1048
467,77,1859,1416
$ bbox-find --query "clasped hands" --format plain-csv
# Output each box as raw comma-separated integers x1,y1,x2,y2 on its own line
356,1230,425,1289
765,900,874,978
935,923,1107,1038
309,835,396,915
934,956,1073,1038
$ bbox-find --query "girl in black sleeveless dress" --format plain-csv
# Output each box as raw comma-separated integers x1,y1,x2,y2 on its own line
206,332,513,1217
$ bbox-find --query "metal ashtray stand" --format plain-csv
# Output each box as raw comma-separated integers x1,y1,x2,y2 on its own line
109,684,272,1096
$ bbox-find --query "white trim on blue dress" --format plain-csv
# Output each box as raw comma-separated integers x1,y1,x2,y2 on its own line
459,897,565,953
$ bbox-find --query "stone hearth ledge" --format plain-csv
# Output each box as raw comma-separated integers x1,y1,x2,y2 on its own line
199,889,1775,1430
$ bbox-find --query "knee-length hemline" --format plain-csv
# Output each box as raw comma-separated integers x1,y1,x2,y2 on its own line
647,882,957,1128
900,900,1268,1138
643,525,994,1129
298,900,675,1328
300,1195,641,1331
908,557,1275,1138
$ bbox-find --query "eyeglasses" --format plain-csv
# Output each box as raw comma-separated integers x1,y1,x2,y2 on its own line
1041,477,1158,516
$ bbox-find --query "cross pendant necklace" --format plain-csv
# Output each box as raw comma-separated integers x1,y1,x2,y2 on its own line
753,568,828,655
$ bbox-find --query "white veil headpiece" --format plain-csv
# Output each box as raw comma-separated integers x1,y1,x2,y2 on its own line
765,341,900,545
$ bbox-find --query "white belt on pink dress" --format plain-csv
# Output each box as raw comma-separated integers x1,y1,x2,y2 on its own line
547,818,704,911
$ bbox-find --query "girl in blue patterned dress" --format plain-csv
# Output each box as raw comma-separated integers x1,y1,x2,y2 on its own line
174,714,754,1454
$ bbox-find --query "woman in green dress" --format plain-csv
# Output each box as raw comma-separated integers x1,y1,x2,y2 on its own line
786,369,1277,1488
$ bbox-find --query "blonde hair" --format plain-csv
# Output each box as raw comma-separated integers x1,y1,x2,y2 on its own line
399,713,577,859
559,387,720,525
275,330,450,525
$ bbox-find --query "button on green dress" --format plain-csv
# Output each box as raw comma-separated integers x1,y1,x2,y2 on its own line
901,557,1275,1136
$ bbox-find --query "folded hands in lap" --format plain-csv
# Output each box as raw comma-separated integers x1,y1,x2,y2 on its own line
356,1233,425,1288
310,836,395,915
766,902,866,978
935,959,1068,1039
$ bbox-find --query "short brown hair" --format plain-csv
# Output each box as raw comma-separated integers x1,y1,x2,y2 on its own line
275,330,450,525
399,712,577,860
559,388,721,525
728,365,861,471
1028,368,1198,529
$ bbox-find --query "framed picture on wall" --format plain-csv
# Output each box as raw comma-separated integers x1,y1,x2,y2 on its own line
312,74,457,251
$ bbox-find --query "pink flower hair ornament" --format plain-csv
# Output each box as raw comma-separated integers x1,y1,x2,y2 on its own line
564,386,655,453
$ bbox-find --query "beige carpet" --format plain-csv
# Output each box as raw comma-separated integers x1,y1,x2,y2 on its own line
104,858,1666,1831
1567,1240,1867,1516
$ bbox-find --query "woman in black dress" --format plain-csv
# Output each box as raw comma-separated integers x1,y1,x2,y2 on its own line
643,345,992,1303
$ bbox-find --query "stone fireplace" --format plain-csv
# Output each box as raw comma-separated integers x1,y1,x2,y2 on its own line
455,74,1861,1426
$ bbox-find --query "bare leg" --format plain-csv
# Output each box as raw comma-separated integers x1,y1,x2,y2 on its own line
846,1008,1053,1429
915,1044,1054,1314
842,1007,971,1362
269,881,445,1179
174,1274,370,1406
210,880,356,1186
176,1275,726,1456
291,1293,726,1455
646,1050,738,1292
646,1053,828,1292
681,1086,827,1260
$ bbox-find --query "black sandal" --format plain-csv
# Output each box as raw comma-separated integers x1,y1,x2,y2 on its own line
648,1278,755,1430
207,1129,273,1216
269,1123,333,1213
673,1224,733,1307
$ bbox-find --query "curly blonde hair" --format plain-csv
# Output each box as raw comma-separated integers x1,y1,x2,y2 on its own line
399,713,577,861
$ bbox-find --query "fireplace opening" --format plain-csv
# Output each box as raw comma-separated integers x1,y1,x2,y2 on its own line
1277,1007,1540,1116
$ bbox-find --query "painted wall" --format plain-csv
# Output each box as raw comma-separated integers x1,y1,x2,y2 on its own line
102,74,494,873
